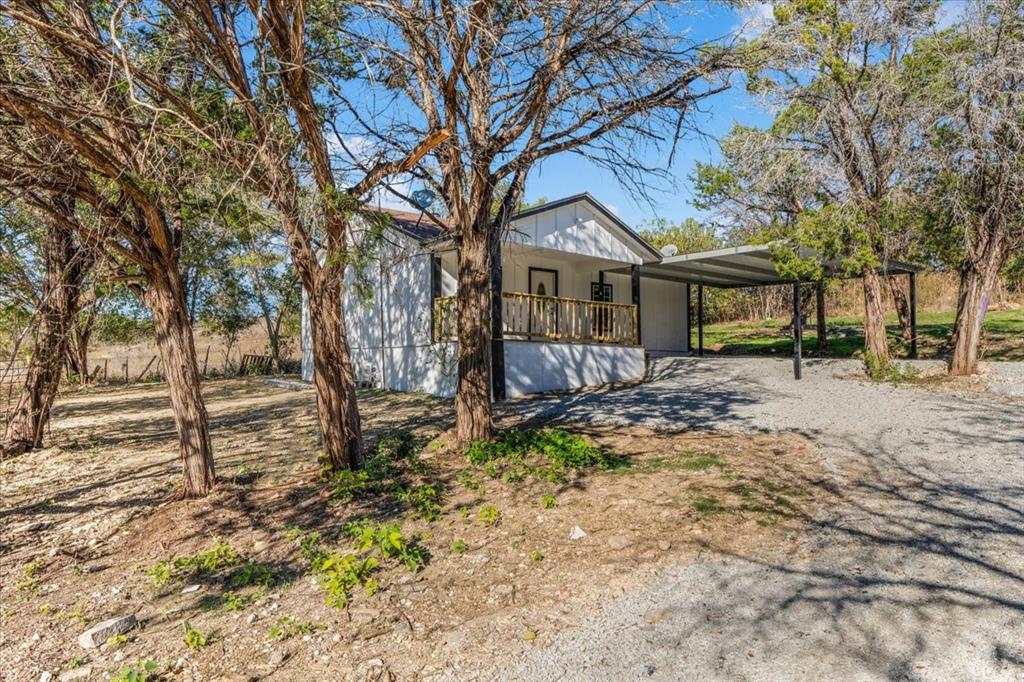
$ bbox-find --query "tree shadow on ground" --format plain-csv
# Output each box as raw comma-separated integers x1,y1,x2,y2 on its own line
503,357,1024,679
642,445,1024,679
0,380,455,559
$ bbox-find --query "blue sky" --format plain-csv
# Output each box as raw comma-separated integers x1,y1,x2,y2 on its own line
537,0,966,230
517,2,772,230
363,3,774,229
373,1,965,231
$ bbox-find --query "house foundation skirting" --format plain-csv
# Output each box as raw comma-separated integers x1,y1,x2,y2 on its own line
502,340,645,399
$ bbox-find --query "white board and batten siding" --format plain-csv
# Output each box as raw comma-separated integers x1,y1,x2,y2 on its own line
302,229,458,397
301,195,685,398
507,200,645,264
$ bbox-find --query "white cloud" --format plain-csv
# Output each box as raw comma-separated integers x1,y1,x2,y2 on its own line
734,2,776,40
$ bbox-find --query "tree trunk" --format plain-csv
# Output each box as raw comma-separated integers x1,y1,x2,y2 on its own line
65,320,91,384
2,222,82,455
455,228,494,444
949,256,1001,376
861,268,891,366
260,304,282,374
266,318,282,373
143,270,216,498
887,275,912,342
306,275,364,471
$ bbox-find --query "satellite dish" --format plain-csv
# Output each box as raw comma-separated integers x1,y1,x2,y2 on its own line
660,244,679,257
411,189,437,211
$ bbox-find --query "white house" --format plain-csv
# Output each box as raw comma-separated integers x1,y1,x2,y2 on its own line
301,193,690,399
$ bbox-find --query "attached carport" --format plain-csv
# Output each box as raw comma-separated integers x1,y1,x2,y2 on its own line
636,244,922,379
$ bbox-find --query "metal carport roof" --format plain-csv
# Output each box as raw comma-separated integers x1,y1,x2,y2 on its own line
622,242,924,381
637,243,920,288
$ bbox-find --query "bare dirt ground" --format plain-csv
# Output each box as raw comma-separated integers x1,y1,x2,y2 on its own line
1,379,824,681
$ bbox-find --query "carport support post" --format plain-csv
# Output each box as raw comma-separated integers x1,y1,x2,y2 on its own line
816,281,827,354
792,282,802,380
697,284,704,357
685,283,692,352
909,271,918,359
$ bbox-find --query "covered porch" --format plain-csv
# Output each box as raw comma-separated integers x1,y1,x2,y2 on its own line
432,242,651,347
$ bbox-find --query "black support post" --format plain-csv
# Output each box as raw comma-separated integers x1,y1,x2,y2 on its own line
697,283,705,357
816,280,827,354
793,282,802,380
631,264,642,345
685,283,692,353
909,271,918,359
490,236,506,401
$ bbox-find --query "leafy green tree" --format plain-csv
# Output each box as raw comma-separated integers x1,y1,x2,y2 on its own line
639,217,721,255
1,199,96,455
731,0,943,365
200,269,256,373
915,0,1024,374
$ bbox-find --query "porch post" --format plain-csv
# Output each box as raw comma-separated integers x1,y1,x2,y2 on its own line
685,283,692,353
697,283,704,357
909,271,918,359
631,264,642,345
490,234,506,401
793,281,802,380
430,255,442,342
816,280,827,354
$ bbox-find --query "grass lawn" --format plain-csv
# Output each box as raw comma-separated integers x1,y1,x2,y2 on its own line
702,308,1024,361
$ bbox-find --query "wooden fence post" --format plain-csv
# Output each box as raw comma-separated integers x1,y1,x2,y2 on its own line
136,355,157,383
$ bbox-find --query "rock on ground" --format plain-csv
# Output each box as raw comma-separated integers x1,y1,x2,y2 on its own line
77,614,137,649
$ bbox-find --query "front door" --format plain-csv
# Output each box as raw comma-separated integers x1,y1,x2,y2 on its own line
591,281,613,339
528,268,559,337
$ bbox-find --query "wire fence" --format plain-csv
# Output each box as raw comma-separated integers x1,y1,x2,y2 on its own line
1,346,299,428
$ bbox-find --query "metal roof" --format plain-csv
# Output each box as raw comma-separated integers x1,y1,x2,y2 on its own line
638,243,920,288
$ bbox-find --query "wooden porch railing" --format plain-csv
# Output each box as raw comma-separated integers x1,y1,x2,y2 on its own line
432,292,638,346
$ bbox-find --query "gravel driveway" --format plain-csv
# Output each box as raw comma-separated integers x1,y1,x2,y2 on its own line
499,357,1024,681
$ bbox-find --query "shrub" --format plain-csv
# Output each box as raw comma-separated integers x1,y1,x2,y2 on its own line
477,505,500,527
863,352,919,385
182,622,209,651
451,539,467,554
457,470,485,494
143,539,241,587
110,660,160,682
345,520,428,572
317,553,381,608
220,588,266,611
372,430,417,460
321,430,422,503
322,468,374,503
395,483,444,521
269,617,315,641
540,495,557,509
296,522,428,608
229,561,276,588
465,428,620,481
